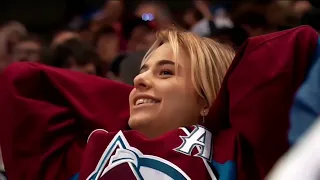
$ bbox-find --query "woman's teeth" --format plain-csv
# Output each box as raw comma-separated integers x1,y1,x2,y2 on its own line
135,98,157,105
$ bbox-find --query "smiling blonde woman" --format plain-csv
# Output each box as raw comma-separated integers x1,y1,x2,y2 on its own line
0,27,235,180
129,27,234,138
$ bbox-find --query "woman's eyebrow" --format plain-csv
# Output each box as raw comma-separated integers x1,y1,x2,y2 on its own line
140,59,176,72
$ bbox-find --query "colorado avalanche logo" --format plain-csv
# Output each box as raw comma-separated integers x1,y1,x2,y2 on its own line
86,130,191,180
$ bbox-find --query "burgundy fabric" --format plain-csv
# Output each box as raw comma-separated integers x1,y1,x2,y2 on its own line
0,62,132,180
207,25,319,179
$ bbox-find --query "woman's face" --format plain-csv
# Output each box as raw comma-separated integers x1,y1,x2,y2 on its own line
128,43,205,138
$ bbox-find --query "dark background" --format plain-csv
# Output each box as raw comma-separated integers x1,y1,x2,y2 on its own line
0,0,275,35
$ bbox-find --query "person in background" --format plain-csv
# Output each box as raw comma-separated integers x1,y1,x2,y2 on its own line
182,0,217,37
91,0,157,52
183,8,209,36
11,35,44,63
0,21,25,180
0,21,28,72
46,38,103,76
77,21,94,44
232,2,277,37
51,30,80,47
292,0,312,18
91,0,129,51
123,17,156,52
100,17,155,81
93,26,119,70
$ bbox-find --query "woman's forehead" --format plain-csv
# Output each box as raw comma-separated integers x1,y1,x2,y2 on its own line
143,43,190,67
151,43,174,60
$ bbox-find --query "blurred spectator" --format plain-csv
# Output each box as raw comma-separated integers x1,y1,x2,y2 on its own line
77,20,94,44
0,21,27,71
93,26,119,67
102,0,124,24
212,7,234,29
183,8,211,36
51,30,80,47
292,0,312,18
46,38,103,76
182,0,214,37
123,17,156,52
90,0,127,33
232,2,277,37
11,34,44,62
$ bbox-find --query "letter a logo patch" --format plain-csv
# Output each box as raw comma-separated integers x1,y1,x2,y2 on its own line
174,125,213,161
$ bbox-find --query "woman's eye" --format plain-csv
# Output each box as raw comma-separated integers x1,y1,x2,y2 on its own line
159,69,173,76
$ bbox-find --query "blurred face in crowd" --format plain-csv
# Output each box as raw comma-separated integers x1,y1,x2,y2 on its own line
103,0,124,22
96,33,119,64
52,31,80,47
293,0,311,17
7,32,23,49
183,9,197,26
70,62,97,75
128,43,204,138
127,26,155,52
12,40,42,62
79,30,93,44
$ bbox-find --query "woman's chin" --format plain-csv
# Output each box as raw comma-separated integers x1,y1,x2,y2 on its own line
128,115,154,130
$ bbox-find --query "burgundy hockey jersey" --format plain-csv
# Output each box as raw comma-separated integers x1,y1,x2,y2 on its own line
79,126,239,180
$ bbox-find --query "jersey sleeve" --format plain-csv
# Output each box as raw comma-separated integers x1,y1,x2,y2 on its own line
0,62,132,180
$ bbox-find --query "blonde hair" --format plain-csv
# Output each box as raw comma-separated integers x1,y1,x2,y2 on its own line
141,27,234,107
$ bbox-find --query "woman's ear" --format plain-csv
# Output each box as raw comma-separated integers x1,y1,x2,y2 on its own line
199,98,210,117
200,107,209,117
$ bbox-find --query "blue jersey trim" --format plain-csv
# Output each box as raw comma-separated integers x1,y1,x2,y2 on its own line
70,173,79,180
211,160,236,180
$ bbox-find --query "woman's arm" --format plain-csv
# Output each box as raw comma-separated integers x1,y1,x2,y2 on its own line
0,62,132,180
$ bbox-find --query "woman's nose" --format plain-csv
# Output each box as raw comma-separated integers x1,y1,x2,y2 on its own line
133,72,152,90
